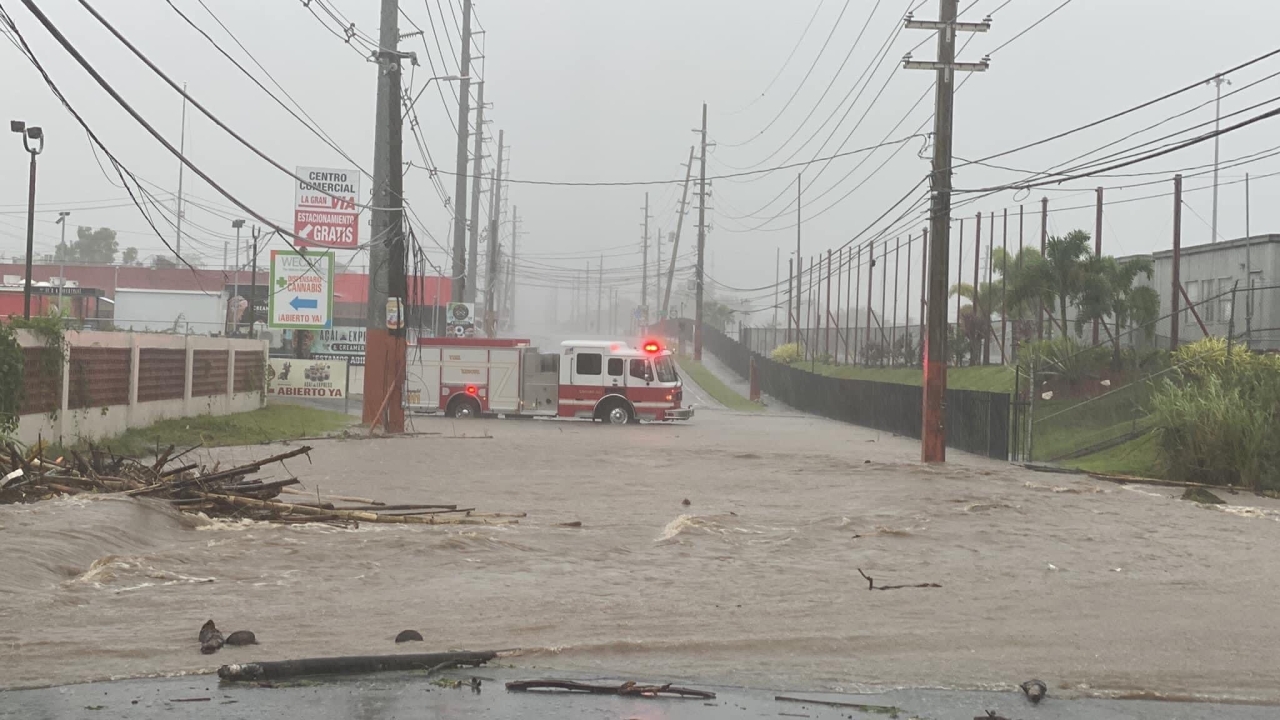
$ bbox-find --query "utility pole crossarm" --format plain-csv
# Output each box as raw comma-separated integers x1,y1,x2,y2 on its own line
904,14,990,32
903,58,990,72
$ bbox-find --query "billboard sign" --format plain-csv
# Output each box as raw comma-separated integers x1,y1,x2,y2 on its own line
294,167,360,249
269,249,334,329
266,357,347,399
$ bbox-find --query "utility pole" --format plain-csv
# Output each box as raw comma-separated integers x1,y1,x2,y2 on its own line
1093,187,1103,346
175,84,187,259
662,147,694,320
693,103,708,361
465,80,485,302
449,0,474,301
972,213,980,366
597,256,603,334
507,205,518,328
641,193,650,327
1039,196,1048,340
795,174,802,347
1209,74,1230,243
1171,175,1182,349
249,225,261,337
786,258,794,343
1245,172,1253,349
362,0,410,432
232,219,244,334
55,210,69,310
655,231,664,316
904,0,990,463
485,129,504,336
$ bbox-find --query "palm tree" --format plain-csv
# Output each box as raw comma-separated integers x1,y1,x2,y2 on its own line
1075,255,1159,368
1001,247,1053,357
1042,231,1092,340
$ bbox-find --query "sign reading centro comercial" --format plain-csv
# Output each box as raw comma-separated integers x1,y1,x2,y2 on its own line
294,166,360,248
269,249,334,329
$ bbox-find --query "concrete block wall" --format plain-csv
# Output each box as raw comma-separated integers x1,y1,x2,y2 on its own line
14,330,267,446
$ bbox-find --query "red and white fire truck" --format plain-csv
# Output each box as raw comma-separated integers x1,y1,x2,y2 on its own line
403,337,694,424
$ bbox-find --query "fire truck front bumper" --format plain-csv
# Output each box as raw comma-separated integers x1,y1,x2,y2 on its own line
664,406,695,421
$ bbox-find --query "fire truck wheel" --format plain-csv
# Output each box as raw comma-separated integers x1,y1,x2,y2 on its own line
448,396,481,419
596,399,634,425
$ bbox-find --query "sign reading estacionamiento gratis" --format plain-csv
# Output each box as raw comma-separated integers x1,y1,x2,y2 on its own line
294,166,360,249
268,249,334,329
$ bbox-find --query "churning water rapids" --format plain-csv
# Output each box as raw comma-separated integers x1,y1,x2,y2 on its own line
3,409,1280,701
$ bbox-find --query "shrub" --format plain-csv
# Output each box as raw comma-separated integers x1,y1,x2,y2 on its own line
1149,337,1280,490
1018,336,1109,386
770,342,802,365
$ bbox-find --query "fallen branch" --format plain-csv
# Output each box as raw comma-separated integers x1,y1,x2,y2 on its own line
195,492,518,525
857,568,941,591
775,695,902,714
505,680,715,700
218,650,496,682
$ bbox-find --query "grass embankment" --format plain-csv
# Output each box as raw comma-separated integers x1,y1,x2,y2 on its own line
82,405,354,456
1063,431,1159,477
808,363,1016,393
676,355,763,412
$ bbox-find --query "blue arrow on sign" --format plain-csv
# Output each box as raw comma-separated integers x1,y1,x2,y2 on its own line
290,296,318,311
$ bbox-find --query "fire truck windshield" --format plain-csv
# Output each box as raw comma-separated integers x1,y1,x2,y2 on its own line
654,356,678,383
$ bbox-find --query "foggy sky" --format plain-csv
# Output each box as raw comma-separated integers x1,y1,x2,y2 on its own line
3,0,1279,323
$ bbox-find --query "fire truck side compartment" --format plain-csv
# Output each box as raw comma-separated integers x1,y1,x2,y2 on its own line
520,349,560,415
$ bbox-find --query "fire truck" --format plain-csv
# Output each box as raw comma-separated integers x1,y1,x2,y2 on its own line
403,337,694,424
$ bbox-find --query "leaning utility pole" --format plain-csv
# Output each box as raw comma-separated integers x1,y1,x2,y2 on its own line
641,193,650,327
485,129,504,336
362,0,411,432
465,80,485,302
904,0,990,463
693,103,708,361
449,0,474,301
662,146,694,320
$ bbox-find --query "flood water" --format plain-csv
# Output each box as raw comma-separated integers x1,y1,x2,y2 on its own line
3,407,1280,701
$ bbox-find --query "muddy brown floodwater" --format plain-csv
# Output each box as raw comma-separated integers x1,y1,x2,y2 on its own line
3,405,1280,700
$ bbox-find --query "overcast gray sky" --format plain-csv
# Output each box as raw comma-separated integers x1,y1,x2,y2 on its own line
3,1,1279,320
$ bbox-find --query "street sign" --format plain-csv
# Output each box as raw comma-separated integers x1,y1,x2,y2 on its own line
446,302,475,337
294,166,360,249
268,249,334,329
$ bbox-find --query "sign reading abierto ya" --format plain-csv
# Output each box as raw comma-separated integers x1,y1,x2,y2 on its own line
269,250,334,329
294,166,360,248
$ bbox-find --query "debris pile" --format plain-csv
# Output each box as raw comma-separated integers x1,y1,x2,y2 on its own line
0,441,521,526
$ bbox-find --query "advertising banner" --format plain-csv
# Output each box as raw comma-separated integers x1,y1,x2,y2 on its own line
266,357,347,399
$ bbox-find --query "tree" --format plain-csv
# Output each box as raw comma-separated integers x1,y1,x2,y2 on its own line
151,255,177,269
1042,230,1092,340
54,226,119,264
122,247,138,265
1076,256,1159,367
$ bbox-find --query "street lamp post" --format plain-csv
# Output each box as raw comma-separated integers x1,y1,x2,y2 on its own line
11,120,45,319
56,211,70,313
1209,73,1231,243
232,219,245,335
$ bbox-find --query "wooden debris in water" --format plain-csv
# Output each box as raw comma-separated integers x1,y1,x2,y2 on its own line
506,679,716,700
0,440,518,526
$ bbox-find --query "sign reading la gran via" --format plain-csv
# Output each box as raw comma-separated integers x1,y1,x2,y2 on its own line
268,249,334,329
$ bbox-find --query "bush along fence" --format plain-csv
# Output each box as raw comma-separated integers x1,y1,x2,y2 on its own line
691,323,1010,460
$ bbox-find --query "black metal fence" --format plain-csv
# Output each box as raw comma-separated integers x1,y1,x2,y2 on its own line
699,324,1010,460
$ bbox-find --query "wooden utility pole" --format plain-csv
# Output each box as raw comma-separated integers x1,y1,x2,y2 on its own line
893,237,901,364
865,239,875,351
1093,186,1103,346
662,147,694,320
904,0,990,462
795,174,803,347
972,213,981,366
1171,175,1183,349
484,129,505,336
1039,196,1048,340
1001,208,1008,363
918,228,927,361
362,0,410,431
449,0,474,302
694,103,708,360
786,258,794,343
824,249,833,359
465,80,485,303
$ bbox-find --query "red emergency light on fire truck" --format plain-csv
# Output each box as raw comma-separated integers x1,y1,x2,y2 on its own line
403,337,693,424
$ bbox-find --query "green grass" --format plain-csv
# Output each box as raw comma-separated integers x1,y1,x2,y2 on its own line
1064,430,1161,478
81,404,354,457
676,355,763,412
806,363,1016,393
